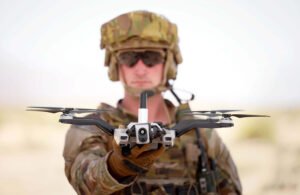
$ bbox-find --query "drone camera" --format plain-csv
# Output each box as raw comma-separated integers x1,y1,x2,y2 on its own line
133,123,150,144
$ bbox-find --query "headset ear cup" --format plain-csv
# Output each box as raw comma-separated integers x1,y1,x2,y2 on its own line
104,50,111,66
168,63,177,80
165,51,178,81
173,44,183,65
108,55,119,81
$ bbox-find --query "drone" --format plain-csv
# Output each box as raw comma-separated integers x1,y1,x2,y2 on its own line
27,91,269,149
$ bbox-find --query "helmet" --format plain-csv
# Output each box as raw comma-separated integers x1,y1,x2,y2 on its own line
100,10,183,94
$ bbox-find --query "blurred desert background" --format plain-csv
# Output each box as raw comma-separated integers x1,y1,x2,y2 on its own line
1,0,300,195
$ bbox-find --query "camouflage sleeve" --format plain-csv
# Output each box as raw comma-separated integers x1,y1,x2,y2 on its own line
202,129,242,195
63,125,136,195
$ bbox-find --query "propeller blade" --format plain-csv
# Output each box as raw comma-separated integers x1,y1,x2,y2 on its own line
27,106,112,114
213,109,243,113
182,109,243,114
70,109,112,114
183,112,270,119
27,106,65,110
183,113,223,117
27,106,65,113
26,108,62,113
223,114,270,118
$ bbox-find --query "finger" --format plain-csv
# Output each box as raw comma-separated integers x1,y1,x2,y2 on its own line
137,144,165,158
112,139,122,152
130,144,156,157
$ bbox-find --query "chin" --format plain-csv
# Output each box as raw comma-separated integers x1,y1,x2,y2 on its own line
133,86,153,90
132,84,154,89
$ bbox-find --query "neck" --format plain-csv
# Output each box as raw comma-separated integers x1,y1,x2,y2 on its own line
122,91,170,124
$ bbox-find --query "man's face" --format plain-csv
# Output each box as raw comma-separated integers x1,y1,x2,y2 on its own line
117,50,165,89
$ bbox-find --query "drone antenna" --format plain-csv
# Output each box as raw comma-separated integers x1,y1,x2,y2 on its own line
139,91,154,123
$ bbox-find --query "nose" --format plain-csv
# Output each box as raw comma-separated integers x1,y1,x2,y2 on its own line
133,59,148,76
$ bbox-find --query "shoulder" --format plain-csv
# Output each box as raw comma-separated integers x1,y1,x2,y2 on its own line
173,102,195,122
63,102,117,161
97,102,131,126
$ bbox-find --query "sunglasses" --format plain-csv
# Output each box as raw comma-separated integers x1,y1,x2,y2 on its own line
116,51,165,68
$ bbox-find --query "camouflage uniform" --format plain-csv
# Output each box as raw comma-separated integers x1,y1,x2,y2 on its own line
63,100,242,194
63,10,242,195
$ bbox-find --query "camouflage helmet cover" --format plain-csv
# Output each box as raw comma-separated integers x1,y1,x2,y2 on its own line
100,10,183,83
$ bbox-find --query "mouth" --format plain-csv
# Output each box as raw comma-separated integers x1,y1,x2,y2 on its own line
131,81,151,84
131,81,152,87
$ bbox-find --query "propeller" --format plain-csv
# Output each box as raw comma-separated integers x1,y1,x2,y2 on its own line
184,112,269,118
183,109,243,114
222,114,269,118
26,106,112,114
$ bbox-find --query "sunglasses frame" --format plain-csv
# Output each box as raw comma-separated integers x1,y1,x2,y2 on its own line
116,49,166,68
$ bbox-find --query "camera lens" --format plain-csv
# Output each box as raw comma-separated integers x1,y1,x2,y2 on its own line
138,128,147,142
139,128,146,135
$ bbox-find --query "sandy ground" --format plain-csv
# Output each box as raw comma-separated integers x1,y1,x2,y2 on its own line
0,107,299,195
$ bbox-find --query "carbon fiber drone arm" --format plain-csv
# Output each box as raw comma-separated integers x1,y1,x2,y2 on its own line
59,117,115,135
172,120,233,137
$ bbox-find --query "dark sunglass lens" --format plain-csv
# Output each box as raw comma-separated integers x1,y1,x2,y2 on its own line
118,52,139,67
142,51,164,67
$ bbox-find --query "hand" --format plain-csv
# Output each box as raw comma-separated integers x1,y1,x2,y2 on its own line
108,140,164,178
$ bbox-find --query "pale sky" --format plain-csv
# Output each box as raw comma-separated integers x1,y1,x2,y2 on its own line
0,0,299,109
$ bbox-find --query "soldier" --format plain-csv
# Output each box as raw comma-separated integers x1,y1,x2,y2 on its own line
63,10,242,195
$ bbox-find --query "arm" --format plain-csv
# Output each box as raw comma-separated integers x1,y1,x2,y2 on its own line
63,125,135,195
